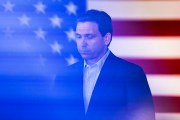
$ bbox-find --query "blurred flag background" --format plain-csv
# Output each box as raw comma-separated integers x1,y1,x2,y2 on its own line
0,0,180,120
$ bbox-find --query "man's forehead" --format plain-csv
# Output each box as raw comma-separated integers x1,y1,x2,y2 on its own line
76,22,99,33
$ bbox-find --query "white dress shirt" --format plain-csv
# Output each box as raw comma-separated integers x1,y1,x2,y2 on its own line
83,50,110,113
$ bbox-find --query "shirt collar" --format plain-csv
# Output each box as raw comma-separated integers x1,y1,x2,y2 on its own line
84,49,110,70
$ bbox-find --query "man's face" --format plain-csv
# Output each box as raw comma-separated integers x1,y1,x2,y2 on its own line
75,22,109,64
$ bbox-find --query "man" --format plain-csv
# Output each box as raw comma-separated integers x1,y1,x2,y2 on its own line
55,9,155,120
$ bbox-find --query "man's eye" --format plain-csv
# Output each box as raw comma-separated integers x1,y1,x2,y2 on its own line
75,34,81,39
86,34,96,39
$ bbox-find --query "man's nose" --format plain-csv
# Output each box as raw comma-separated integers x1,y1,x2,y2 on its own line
80,37,87,47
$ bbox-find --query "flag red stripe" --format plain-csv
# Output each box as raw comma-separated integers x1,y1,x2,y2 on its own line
153,96,180,113
113,20,180,36
124,58,180,74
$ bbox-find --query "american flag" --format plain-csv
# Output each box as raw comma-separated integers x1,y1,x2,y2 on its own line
88,0,180,120
0,0,85,119
0,0,180,120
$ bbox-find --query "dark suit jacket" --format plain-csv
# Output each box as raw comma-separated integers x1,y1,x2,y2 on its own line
55,52,155,120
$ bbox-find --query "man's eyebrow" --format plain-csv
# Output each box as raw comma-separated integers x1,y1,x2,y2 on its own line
84,33,94,35
75,33,93,35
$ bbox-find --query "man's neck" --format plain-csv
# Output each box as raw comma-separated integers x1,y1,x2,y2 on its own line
85,49,110,65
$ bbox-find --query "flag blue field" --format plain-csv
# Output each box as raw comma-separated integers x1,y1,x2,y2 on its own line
0,0,85,75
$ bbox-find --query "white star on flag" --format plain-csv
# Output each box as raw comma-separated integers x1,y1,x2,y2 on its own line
49,15,62,28
65,2,78,15
66,54,79,65
34,27,46,40
34,1,46,14
18,14,31,26
3,0,15,12
50,41,63,54
65,28,76,42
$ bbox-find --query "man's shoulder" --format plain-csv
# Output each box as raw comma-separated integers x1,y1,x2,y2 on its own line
108,52,142,70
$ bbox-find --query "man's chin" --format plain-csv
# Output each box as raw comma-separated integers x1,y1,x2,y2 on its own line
80,54,90,60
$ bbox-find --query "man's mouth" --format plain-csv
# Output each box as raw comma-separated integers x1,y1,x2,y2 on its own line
79,51,90,55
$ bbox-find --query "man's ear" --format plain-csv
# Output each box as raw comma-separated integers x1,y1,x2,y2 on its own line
104,32,111,46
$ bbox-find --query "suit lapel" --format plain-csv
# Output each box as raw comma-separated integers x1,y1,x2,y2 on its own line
86,52,116,112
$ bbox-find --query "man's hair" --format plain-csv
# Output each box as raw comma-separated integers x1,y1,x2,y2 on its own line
76,9,112,40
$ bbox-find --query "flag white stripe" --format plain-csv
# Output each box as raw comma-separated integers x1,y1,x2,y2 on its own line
156,113,180,120
109,37,180,58
147,75,180,96
88,1,180,20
